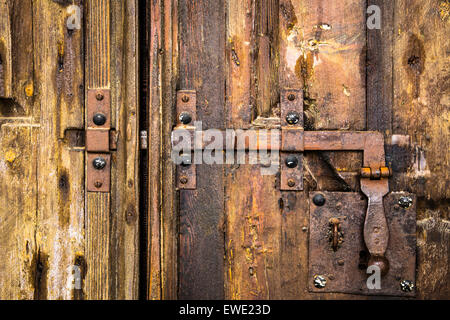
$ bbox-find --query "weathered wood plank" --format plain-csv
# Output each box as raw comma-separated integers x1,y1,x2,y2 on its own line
33,0,85,299
178,0,226,299
0,124,37,299
393,0,450,298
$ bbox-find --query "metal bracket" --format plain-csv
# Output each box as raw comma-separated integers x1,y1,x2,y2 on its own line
86,89,112,192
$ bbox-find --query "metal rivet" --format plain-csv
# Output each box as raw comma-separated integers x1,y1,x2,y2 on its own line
302,226,308,232
96,92,104,101
287,179,296,187
398,197,413,209
285,155,298,168
285,111,300,125
180,177,188,184
94,181,103,188
93,113,107,126
400,280,414,292
181,95,190,103
313,194,326,206
288,93,296,101
93,157,107,170
314,275,327,288
179,112,192,125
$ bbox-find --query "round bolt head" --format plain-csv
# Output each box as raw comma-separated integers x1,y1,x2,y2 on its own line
400,280,414,292
94,181,103,188
93,157,107,170
313,193,326,206
93,113,107,126
285,155,298,168
287,93,296,101
96,93,104,101
179,154,192,167
285,111,300,125
287,179,296,187
314,275,327,288
181,95,190,103
398,197,413,209
179,112,192,125
180,177,188,185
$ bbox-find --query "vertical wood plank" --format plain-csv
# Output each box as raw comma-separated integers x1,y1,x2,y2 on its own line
0,125,37,299
33,0,85,299
85,0,111,300
178,0,226,299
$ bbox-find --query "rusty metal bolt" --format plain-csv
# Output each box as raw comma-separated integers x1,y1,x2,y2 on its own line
313,275,327,288
96,92,104,101
93,113,107,126
287,179,296,187
287,93,296,101
179,112,192,125
93,157,107,170
180,177,188,185
313,193,326,206
400,280,415,292
286,111,300,125
181,95,190,103
94,181,103,188
398,197,413,209
285,155,298,168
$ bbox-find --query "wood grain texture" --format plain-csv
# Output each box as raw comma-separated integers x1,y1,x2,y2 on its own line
392,0,450,298
33,0,85,300
178,0,226,299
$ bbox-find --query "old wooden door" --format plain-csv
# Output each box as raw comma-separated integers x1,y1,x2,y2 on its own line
0,0,448,300
149,0,449,300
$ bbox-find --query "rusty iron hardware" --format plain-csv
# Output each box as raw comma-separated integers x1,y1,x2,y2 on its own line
309,192,416,296
86,89,113,192
174,90,197,190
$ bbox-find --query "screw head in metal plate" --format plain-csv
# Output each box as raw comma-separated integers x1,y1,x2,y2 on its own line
180,177,188,185
93,157,107,170
287,93,296,101
400,280,414,292
314,275,327,288
285,111,300,125
313,193,326,206
93,113,107,126
398,197,413,209
179,154,192,167
287,179,296,187
96,92,104,101
285,155,298,168
179,112,192,125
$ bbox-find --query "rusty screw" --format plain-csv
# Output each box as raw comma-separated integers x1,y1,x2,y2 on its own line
181,95,190,103
93,157,107,170
400,280,414,292
313,275,327,288
180,177,188,185
398,197,413,209
287,93,296,101
287,179,296,187
96,92,104,101
94,181,103,188
285,155,298,168
179,112,192,125
286,111,300,125
313,193,326,206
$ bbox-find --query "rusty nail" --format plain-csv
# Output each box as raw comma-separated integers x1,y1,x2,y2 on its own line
287,93,296,101
314,275,327,288
400,280,414,292
181,95,190,103
287,179,296,187
96,92,104,101
313,194,326,206
94,181,103,188
180,177,188,184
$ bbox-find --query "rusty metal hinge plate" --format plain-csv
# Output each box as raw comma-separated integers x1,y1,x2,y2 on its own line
86,89,112,192
308,192,416,297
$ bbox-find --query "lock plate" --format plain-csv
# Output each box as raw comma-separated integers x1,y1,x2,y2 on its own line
308,192,416,296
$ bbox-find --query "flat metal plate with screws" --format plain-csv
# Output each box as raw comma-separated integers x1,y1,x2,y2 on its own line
87,153,111,193
308,192,416,296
